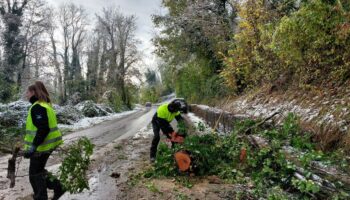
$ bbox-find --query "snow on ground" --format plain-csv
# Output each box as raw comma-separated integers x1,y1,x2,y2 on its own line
224,91,350,133
187,112,205,125
0,104,5,112
58,108,141,131
133,126,153,139
187,112,212,134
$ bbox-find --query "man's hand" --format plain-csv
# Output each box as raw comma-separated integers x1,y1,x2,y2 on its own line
170,132,185,143
23,145,36,159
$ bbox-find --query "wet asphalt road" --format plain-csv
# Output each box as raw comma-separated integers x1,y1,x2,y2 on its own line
63,107,156,146
0,106,157,200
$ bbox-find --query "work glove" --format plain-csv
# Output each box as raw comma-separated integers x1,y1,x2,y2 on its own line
24,145,36,159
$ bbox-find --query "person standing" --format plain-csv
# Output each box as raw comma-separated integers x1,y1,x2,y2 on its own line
23,81,65,200
150,100,184,162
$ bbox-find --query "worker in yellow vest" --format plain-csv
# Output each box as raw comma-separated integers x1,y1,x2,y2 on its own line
150,100,184,162
23,81,65,200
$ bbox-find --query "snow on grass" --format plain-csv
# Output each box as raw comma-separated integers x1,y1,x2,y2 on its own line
187,112,212,135
7,100,31,111
0,103,7,112
133,126,153,139
187,112,205,125
197,104,223,114
58,108,141,131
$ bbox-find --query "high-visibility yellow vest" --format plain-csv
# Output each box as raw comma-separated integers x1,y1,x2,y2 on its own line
24,101,63,152
157,103,180,122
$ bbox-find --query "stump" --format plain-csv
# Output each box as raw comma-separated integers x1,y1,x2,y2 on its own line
175,151,191,172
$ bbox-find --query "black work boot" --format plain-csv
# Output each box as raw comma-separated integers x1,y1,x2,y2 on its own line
52,188,65,200
46,171,65,200
30,173,48,200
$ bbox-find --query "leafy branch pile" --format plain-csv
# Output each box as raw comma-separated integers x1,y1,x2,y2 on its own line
146,114,350,199
0,126,24,153
57,137,94,194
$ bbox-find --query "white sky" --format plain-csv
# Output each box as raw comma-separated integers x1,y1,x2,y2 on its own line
46,0,164,71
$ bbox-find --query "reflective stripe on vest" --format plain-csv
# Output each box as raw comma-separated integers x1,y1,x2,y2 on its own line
156,103,180,122
24,136,62,146
26,127,59,135
24,101,63,152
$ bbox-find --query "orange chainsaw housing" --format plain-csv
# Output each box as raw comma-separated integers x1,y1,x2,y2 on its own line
169,132,185,143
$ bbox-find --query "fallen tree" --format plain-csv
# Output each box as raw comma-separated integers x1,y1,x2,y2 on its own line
247,134,349,199
146,112,350,199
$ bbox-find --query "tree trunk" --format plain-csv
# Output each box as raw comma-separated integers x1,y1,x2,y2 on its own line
98,39,107,95
0,0,29,101
50,35,64,103
118,48,128,107
64,47,70,98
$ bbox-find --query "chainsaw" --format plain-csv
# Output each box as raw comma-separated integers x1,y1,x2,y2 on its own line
168,131,247,174
168,131,185,143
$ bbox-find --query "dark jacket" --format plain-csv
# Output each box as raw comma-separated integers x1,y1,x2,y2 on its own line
152,113,183,135
29,96,50,147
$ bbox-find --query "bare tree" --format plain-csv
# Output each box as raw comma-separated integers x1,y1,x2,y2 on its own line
116,14,139,107
96,7,119,85
0,1,140,105
58,3,88,99
68,4,87,80
20,0,51,90
85,33,101,100
97,6,139,107
46,7,64,103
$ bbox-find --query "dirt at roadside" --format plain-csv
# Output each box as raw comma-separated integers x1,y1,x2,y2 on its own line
63,124,242,200
118,177,243,200
111,127,243,200
1,124,242,200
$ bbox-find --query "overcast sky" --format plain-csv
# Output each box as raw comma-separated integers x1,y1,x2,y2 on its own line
46,0,164,70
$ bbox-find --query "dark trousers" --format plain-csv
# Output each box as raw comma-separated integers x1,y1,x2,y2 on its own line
29,153,64,200
150,120,174,159
150,120,161,159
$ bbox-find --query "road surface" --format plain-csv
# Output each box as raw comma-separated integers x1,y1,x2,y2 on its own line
0,106,157,200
